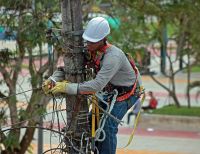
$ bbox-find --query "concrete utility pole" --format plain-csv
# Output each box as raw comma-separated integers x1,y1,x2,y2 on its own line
160,23,167,74
61,0,89,153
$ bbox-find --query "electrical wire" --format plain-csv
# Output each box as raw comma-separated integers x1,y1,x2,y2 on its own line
0,87,41,101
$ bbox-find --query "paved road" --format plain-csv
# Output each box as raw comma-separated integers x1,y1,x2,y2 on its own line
116,127,200,154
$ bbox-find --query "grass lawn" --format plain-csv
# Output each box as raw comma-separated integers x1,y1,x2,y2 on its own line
151,105,200,117
183,65,200,73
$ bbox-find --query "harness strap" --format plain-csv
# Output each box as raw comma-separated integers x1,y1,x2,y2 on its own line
116,53,139,101
116,79,137,102
99,43,112,53
94,43,112,72
116,68,138,102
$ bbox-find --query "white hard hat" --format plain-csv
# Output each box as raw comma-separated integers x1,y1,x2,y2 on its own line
82,17,110,43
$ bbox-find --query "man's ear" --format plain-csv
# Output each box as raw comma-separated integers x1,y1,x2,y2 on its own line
103,38,107,45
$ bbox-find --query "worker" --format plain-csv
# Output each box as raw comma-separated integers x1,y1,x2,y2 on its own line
42,17,143,154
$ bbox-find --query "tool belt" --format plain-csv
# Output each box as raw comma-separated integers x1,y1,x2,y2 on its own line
104,82,138,102
111,85,134,97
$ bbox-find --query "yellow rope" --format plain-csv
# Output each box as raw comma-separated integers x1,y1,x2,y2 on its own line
92,97,96,138
121,93,146,149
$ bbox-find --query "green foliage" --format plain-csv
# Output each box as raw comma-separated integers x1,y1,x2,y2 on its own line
3,134,20,152
0,0,60,49
19,108,29,120
35,105,47,116
152,105,200,117
0,48,13,65
108,7,151,53
0,108,7,125
105,0,200,62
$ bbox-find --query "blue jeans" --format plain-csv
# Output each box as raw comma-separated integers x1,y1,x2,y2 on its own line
97,95,139,154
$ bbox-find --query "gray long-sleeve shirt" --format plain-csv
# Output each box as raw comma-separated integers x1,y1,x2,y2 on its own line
78,45,142,94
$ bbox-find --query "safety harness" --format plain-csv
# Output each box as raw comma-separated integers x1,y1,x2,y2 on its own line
94,43,139,102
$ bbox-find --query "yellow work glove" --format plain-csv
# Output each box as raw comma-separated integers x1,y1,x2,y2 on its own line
42,79,52,95
50,80,69,95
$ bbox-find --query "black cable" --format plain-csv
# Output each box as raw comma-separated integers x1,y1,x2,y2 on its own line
0,87,41,101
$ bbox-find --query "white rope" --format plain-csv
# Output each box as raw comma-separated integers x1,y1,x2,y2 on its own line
95,90,118,142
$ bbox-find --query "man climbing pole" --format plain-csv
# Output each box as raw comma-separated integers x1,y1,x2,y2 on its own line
42,17,144,154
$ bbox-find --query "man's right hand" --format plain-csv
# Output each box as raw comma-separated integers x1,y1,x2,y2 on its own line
42,79,53,95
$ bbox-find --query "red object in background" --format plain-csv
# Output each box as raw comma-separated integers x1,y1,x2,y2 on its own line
149,98,158,109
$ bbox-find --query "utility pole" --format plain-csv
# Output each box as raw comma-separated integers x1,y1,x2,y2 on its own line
160,22,167,74
61,0,89,153
32,0,44,153
179,50,183,70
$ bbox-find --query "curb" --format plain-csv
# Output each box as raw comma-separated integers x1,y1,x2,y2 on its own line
138,114,200,132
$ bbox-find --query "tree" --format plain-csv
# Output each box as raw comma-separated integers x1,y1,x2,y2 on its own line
60,0,89,153
0,1,61,153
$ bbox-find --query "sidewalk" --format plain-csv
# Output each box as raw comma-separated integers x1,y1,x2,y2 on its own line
115,110,200,154
31,127,200,154
116,127,200,154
